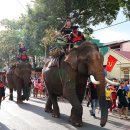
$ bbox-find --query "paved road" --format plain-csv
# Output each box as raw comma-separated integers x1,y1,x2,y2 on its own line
0,90,130,130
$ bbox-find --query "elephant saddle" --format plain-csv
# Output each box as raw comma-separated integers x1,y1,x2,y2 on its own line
8,68,15,75
48,58,59,68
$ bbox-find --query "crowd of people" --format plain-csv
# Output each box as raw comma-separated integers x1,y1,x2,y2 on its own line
86,79,130,119
31,71,47,98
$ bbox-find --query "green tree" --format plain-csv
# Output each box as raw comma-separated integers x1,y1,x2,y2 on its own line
18,0,130,56
0,19,22,67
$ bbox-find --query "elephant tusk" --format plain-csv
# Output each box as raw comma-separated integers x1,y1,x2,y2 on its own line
105,77,119,86
90,75,100,85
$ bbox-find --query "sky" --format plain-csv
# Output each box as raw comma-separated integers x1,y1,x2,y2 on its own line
0,0,130,43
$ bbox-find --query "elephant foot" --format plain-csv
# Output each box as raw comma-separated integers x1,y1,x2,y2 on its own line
9,97,13,101
17,100,23,104
69,115,83,127
21,95,26,101
45,108,53,113
100,118,107,127
72,122,83,127
69,116,72,122
52,113,60,118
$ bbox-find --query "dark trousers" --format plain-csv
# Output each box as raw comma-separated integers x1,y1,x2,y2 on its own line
128,98,130,110
0,96,2,106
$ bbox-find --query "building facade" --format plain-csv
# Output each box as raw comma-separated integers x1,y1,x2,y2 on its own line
103,40,130,80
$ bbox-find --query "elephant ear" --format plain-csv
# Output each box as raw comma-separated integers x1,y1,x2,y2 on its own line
64,49,78,70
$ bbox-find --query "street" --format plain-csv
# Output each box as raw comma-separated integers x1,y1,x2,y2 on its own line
0,90,130,130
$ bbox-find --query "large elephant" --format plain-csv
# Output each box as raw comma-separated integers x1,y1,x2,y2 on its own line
43,42,108,127
6,61,32,103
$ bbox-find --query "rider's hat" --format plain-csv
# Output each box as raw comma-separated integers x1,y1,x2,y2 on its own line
72,25,79,29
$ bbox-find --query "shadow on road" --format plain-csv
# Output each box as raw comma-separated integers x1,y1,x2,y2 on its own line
29,98,46,104
17,101,109,130
107,119,130,129
0,122,11,130
96,115,130,130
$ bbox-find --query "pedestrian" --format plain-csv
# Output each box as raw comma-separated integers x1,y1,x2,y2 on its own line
128,81,130,110
89,82,98,118
0,80,5,107
117,81,129,119
105,85,112,112
37,79,43,97
110,85,117,112
33,78,39,98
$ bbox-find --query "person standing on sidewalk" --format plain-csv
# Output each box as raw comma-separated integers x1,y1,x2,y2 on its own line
110,85,117,112
89,82,98,118
117,82,129,119
105,85,112,112
0,80,5,107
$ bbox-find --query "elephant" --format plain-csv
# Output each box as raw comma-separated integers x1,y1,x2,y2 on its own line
6,61,32,103
43,42,113,127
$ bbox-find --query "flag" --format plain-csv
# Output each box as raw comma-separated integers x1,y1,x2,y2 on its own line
106,55,117,72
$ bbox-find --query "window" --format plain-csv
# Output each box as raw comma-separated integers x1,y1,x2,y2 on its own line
124,70,129,80
110,45,121,50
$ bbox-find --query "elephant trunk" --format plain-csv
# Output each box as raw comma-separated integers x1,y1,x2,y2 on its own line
23,83,30,100
96,73,108,127
23,76,31,101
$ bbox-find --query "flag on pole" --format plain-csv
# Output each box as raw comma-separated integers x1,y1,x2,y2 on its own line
106,55,117,72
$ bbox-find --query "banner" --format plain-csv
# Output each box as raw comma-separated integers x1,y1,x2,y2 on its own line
106,55,117,72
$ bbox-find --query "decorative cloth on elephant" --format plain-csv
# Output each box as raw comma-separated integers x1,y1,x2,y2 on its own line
48,58,59,68
49,45,62,58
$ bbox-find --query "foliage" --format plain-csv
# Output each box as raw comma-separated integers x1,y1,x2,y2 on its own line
0,19,22,67
42,27,58,47
0,0,130,66
23,0,130,52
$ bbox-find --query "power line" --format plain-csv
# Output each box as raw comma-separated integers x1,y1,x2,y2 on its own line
93,20,130,32
16,0,27,12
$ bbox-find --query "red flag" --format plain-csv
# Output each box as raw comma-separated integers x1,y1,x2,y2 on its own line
106,55,117,72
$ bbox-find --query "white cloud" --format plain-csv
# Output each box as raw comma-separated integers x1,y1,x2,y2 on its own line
92,29,130,43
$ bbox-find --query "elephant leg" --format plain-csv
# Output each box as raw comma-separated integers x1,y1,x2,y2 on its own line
9,88,13,101
50,94,60,118
45,96,53,113
64,88,83,127
17,88,22,103
76,76,87,103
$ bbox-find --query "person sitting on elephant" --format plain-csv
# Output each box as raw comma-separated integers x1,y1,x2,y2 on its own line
19,42,26,56
64,25,86,53
69,25,86,45
18,51,29,62
61,19,72,35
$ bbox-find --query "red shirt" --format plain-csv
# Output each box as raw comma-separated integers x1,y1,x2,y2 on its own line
110,87,117,99
0,82,4,88
20,55,28,60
